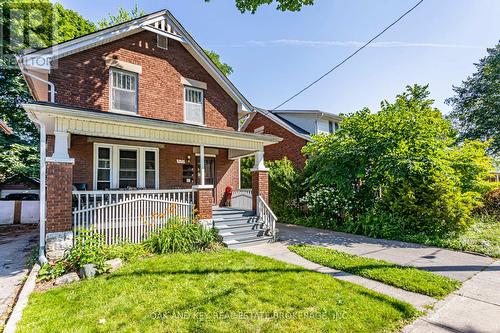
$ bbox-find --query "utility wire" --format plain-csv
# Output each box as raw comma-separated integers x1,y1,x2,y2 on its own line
272,0,424,110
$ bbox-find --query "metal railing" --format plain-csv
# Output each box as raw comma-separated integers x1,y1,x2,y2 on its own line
72,189,195,244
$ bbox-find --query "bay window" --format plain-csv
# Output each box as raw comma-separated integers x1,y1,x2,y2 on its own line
93,144,158,190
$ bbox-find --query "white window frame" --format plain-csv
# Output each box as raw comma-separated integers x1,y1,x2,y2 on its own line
93,143,159,190
109,68,138,114
183,86,205,126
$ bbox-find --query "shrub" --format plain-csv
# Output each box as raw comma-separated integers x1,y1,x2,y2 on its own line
144,218,218,254
240,157,302,219
38,230,108,281
478,188,500,215
301,85,492,238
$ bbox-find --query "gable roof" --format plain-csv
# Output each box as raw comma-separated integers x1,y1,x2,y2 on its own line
18,9,252,115
241,108,312,141
272,109,343,121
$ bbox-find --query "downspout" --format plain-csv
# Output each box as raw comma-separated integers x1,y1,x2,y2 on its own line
37,122,48,265
17,59,55,264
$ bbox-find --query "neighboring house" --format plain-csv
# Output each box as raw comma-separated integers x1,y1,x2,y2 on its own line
0,120,13,135
17,10,281,259
242,109,342,168
0,174,40,199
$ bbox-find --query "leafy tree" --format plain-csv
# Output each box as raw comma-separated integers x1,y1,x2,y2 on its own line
446,42,500,156
0,0,96,180
205,0,314,13
97,4,145,29
204,50,233,76
302,84,492,237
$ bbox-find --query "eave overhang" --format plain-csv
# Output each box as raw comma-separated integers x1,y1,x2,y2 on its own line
22,103,281,152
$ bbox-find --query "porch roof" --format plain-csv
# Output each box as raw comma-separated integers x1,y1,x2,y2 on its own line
22,102,282,155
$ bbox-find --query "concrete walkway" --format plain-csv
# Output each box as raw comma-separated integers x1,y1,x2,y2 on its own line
247,223,499,333
0,226,37,327
277,223,493,281
243,242,436,311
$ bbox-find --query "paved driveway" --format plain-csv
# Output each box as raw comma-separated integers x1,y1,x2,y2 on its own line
0,226,37,327
278,223,493,281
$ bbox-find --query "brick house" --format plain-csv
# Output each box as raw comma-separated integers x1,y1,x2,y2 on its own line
242,109,342,169
18,10,281,260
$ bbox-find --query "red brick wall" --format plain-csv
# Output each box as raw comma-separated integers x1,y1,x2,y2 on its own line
46,162,73,232
252,170,269,210
195,188,213,220
244,113,308,169
49,31,238,130
49,135,239,204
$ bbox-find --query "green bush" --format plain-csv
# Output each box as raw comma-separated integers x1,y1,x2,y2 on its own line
301,85,493,238
104,242,149,262
38,230,108,281
240,157,302,220
144,218,218,254
477,188,500,215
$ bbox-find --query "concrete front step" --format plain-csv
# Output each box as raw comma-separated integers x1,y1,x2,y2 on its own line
213,216,259,224
219,229,266,241
215,222,264,233
225,236,274,249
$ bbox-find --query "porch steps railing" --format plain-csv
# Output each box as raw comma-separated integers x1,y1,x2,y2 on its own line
72,189,194,244
214,195,277,249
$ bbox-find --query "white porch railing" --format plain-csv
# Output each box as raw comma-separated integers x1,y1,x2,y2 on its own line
231,189,253,210
256,195,277,240
72,189,195,244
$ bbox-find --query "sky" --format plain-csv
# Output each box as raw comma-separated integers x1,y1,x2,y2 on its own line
56,0,500,115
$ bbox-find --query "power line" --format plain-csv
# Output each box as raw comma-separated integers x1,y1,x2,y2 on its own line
272,0,424,110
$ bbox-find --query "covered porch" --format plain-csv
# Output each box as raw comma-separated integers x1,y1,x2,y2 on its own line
24,103,281,259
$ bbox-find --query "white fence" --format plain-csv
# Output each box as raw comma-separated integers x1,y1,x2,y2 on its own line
0,201,39,225
72,189,195,244
231,189,253,210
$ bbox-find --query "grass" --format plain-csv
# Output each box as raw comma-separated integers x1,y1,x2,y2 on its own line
289,245,461,298
401,214,500,258
17,250,419,333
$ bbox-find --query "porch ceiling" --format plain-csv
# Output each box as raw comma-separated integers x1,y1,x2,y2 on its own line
23,102,281,152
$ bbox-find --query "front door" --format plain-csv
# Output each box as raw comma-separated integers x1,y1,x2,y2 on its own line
196,157,216,203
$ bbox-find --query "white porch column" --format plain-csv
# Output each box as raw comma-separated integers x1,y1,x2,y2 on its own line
251,150,269,172
48,131,74,163
200,145,205,185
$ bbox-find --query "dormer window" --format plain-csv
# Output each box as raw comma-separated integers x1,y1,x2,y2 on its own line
184,86,204,125
110,68,138,114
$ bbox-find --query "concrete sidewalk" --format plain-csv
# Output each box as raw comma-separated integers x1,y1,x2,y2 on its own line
277,223,493,281
0,226,37,327
263,223,500,333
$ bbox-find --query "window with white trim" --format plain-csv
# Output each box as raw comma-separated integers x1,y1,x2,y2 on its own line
96,147,111,190
93,144,158,190
184,86,204,125
110,69,138,113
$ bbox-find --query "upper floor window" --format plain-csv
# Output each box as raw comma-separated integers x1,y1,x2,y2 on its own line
110,68,138,114
184,86,204,125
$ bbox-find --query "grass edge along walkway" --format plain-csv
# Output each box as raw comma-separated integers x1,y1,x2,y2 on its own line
288,244,461,298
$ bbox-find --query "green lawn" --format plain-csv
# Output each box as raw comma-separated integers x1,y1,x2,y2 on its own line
289,245,461,298
17,250,419,333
